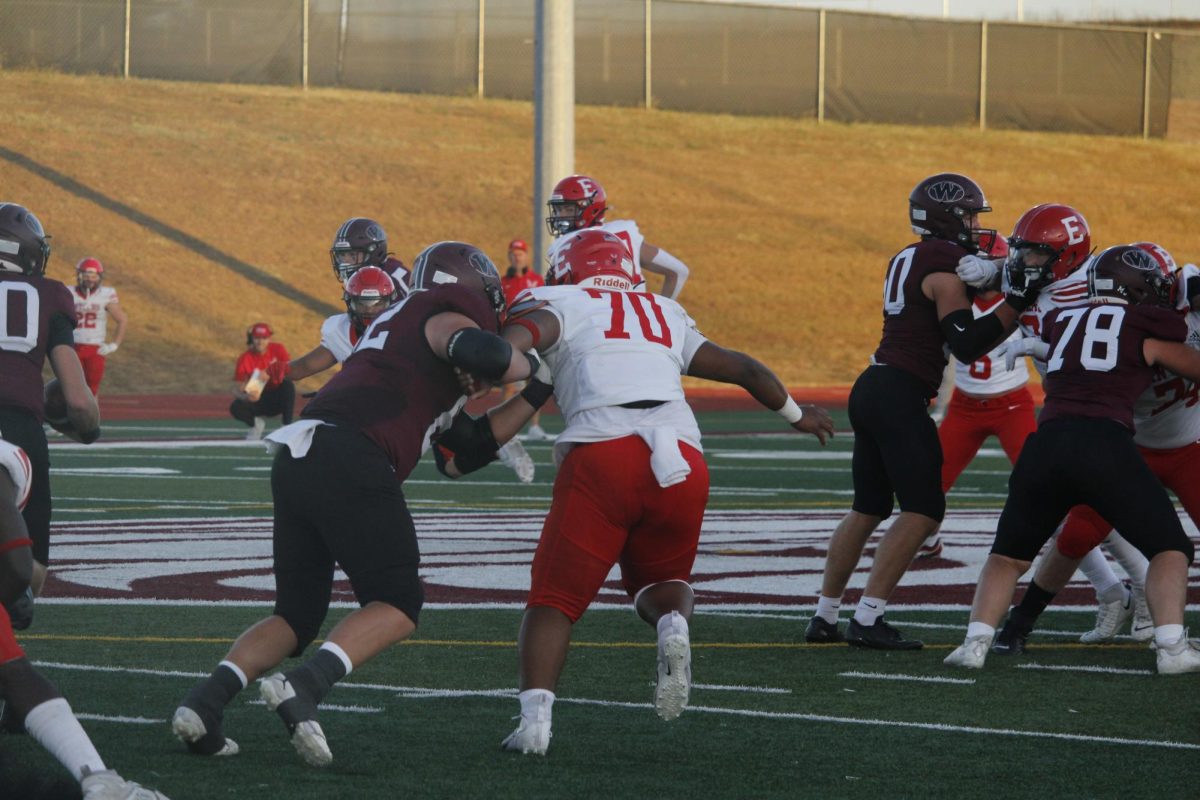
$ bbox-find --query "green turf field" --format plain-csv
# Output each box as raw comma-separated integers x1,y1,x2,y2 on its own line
4,410,1195,799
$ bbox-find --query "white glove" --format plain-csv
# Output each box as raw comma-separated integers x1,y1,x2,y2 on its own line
97,342,119,357
1177,263,1200,311
956,254,1001,289
1003,337,1049,372
527,348,553,385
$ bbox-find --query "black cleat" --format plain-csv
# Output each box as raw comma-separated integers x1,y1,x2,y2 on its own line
991,621,1030,656
845,617,923,651
5,588,33,631
804,616,844,644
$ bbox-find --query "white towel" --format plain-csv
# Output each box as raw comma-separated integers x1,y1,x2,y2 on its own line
264,419,329,458
637,427,691,488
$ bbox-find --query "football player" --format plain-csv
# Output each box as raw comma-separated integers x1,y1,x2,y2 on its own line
329,216,409,287
71,257,128,396
0,437,167,799
804,173,1034,650
0,203,100,628
946,245,1200,674
544,174,690,299
431,230,832,754
173,242,539,767
499,239,551,442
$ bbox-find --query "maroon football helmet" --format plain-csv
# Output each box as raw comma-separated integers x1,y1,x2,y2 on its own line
546,175,608,236
1088,245,1173,307
330,217,390,282
546,229,634,290
1007,204,1092,282
1131,241,1176,277
410,241,506,323
343,266,398,331
908,173,993,253
0,203,51,276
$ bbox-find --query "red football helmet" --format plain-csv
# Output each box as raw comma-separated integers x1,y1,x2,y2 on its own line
343,266,398,330
1131,241,1176,276
330,217,390,282
545,175,608,237
1007,203,1092,282
908,173,993,253
76,257,104,293
1088,245,1173,307
547,230,634,290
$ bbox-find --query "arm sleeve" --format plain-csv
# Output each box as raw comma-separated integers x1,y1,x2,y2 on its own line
940,308,1004,364
47,312,75,349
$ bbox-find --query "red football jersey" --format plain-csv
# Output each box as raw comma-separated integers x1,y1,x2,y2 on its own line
0,272,77,421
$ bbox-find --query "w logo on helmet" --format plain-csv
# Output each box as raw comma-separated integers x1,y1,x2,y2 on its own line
926,181,966,203
1120,248,1157,272
468,250,498,279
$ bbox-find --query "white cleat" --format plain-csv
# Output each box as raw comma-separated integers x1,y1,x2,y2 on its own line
498,439,535,484
500,716,551,755
1156,633,1200,675
1129,584,1154,642
246,416,266,441
1080,589,1133,643
170,706,239,756
944,635,991,669
260,674,332,767
80,768,170,800
655,621,692,721
524,424,553,442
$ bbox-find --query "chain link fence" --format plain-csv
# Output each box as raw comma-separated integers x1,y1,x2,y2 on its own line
2,0,1198,139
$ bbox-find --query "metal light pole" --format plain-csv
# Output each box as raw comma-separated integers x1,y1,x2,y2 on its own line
532,0,574,273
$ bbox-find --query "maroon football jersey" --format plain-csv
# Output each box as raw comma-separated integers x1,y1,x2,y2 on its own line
1039,303,1187,430
871,239,966,397
302,283,499,479
0,272,76,421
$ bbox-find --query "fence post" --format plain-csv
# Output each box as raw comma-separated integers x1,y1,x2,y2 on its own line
817,9,825,123
123,0,131,78
978,20,988,130
478,0,486,98
644,0,652,109
1142,30,1152,139
302,0,310,88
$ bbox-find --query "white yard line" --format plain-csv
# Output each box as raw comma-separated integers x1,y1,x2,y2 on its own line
838,670,976,686
1016,663,1155,676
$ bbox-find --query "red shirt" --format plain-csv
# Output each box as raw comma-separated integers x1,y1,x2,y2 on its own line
233,342,290,382
502,268,545,305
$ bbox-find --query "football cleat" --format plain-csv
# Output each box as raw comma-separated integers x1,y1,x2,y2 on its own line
500,716,551,756
171,705,239,756
498,439,535,484
1156,632,1200,675
803,616,844,644
260,674,332,767
1079,586,1133,643
655,614,692,721
80,767,170,800
1130,584,1154,642
524,424,552,442
846,617,923,651
246,417,267,442
914,536,943,560
990,619,1029,656
944,634,992,669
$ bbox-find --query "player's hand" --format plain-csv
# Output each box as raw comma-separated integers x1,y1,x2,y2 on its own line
431,443,462,479
266,361,289,386
527,348,552,384
956,255,1000,289
97,342,118,357
1003,337,1049,371
1177,263,1200,311
792,405,835,446
454,367,492,400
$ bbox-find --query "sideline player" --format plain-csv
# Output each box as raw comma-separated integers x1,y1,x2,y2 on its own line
0,203,100,625
544,175,690,300
71,257,128,396
172,242,540,767
804,173,1033,650
945,245,1200,674
230,323,294,441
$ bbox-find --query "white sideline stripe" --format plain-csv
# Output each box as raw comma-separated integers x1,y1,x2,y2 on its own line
838,671,976,686
75,713,162,725
692,683,791,694
1016,663,1155,676
248,700,383,714
35,660,209,679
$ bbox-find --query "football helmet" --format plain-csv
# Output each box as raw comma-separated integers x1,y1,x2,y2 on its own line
1088,245,1173,307
1007,203,1092,282
410,241,506,324
545,175,608,236
76,257,104,294
343,266,398,331
908,173,993,253
0,203,51,276
547,229,634,290
330,217,390,282
1131,241,1176,276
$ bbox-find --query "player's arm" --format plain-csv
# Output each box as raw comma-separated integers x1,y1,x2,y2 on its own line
425,311,541,389
685,341,834,444
286,345,337,382
1144,338,1200,381
106,300,128,346
926,271,1018,364
47,345,100,443
640,242,689,300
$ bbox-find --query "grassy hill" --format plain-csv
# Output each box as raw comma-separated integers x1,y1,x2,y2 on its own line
1,69,1197,392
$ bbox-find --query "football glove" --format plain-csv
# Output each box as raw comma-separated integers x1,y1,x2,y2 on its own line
1003,337,1050,372
97,342,118,357
956,254,1001,289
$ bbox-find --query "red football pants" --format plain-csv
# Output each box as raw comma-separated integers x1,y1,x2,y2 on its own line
527,435,709,622
938,386,1037,492
1058,440,1200,558
73,344,106,396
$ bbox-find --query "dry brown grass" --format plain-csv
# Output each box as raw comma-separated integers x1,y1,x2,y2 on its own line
1,69,1198,391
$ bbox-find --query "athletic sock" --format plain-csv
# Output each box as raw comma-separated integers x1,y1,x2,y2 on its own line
24,698,105,781
1010,580,1057,630
853,596,886,627
1155,624,1185,649
285,645,350,709
1078,547,1122,602
178,661,246,754
815,596,841,625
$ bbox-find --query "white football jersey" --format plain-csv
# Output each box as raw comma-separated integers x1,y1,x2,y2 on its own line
0,438,32,511
1132,311,1200,450
72,285,119,345
319,313,358,363
953,294,1029,396
546,219,646,289
522,285,708,461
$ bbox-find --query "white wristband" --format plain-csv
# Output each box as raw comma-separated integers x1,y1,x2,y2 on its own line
777,396,804,424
